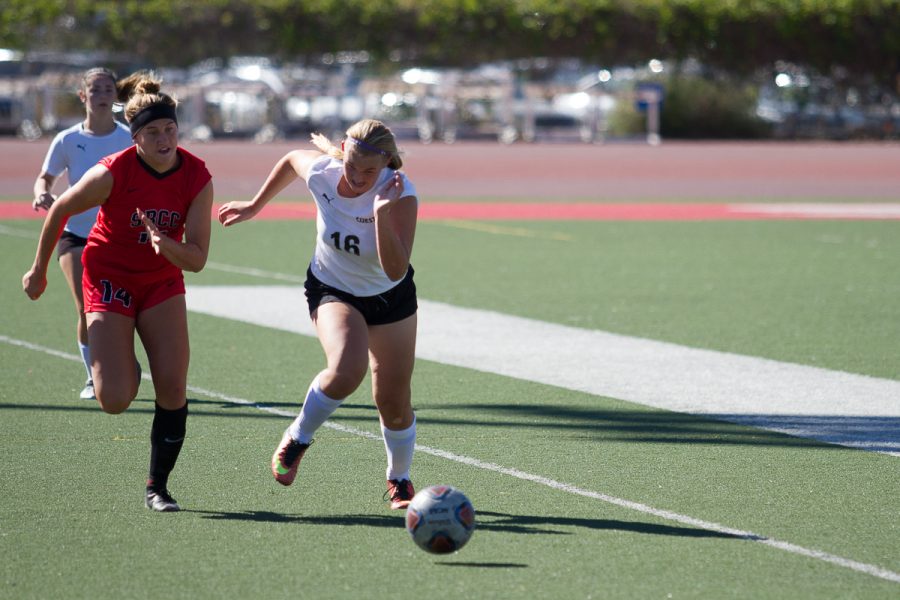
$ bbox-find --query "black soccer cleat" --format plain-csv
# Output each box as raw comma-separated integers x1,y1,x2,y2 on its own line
145,488,180,512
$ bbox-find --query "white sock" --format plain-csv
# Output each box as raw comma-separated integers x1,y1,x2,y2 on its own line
288,377,342,444
78,342,91,381
382,416,416,481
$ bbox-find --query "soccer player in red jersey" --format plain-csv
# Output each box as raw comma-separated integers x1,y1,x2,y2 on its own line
23,71,214,513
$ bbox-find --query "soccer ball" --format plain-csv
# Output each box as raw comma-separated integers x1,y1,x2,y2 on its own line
405,485,476,554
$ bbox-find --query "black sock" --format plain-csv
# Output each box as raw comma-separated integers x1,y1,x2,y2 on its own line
147,403,188,491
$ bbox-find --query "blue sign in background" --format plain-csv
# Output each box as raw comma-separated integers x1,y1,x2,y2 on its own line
635,82,665,112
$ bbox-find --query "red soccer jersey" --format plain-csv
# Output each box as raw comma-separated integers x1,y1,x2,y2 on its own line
84,146,211,280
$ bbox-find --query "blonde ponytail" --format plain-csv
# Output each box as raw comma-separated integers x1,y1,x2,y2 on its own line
310,132,344,161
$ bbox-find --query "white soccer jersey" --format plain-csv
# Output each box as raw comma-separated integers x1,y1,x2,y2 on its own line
306,156,418,296
41,122,133,238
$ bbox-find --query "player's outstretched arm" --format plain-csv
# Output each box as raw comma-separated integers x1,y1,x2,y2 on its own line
23,165,112,300
218,149,321,227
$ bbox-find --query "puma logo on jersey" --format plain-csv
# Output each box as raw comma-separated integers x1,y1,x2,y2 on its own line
322,193,335,204
77,144,87,151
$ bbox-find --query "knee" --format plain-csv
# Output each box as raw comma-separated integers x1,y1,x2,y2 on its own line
96,395,129,415
320,366,366,399
376,396,414,429
94,383,136,415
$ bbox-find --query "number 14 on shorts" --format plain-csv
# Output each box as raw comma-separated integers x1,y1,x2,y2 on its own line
100,279,133,308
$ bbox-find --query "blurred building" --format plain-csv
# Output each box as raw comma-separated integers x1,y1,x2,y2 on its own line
2,50,897,143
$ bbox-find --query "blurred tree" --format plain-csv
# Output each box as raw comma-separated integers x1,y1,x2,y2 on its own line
1,0,897,85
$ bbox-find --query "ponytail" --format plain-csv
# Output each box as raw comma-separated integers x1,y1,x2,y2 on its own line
116,71,177,133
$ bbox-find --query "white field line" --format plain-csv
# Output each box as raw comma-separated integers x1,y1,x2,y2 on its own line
0,223,38,238
205,261,307,283
732,203,900,219
185,283,900,457
2,333,899,584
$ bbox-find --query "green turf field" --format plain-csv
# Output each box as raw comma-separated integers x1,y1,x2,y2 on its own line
2,214,898,599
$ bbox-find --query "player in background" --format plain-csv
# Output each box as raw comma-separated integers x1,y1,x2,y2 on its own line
218,119,420,510
32,67,134,400
23,71,214,513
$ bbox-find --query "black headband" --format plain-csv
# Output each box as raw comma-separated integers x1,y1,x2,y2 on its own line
130,102,178,136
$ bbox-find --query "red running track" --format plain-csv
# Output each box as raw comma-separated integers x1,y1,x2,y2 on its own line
3,201,900,221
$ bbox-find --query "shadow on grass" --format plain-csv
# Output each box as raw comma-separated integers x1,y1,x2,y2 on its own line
186,509,532,568
4,397,894,452
407,402,898,451
184,507,742,540
182,398,891,452
186,509,404,528
178,504,748,570
0,400,286,420
476,510,747,539
436,562,528,568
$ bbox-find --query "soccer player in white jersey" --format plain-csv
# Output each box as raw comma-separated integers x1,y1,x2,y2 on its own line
32,67,133,400
218,119,420,509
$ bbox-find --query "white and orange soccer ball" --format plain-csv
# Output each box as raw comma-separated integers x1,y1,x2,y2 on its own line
405,485,476,554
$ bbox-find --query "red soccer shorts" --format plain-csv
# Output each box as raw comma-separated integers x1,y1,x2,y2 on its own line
82,266,185,318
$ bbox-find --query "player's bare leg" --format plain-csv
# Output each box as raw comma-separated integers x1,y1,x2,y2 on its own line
86,311,140,414
59,247,93,398
370,313,417,508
